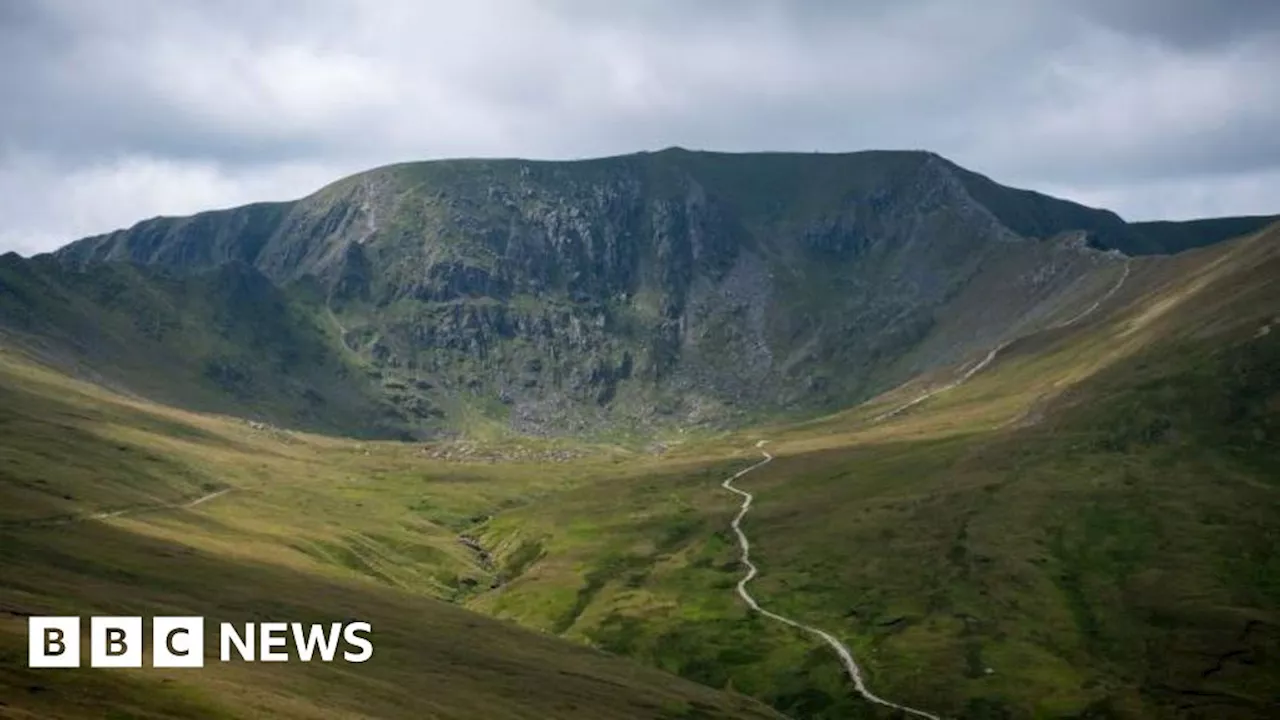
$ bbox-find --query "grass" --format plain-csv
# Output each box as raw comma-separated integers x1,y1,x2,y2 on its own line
0,345,782,719
0,256,396,439
1,225,1278,718
457,227,1280,718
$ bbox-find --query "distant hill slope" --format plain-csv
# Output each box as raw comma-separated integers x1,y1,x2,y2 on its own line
0,253,400,438
12,149,1272,437
946,163,1278,256
1128,214,1280,255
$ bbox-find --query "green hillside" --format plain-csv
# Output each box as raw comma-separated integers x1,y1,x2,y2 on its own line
2,226,1276,717
0,150,1277,719
0,343,782,720
462,224,1280,718
0,254,399,438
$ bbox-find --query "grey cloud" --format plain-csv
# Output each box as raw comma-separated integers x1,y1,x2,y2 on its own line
1075,0,1280,50
0,0,1276,253
0,2,364,165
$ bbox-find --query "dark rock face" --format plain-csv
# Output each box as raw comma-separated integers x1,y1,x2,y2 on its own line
60,202,291,271
42,148,1242,437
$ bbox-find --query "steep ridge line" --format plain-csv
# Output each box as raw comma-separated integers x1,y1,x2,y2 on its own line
873,258,1132,423
722,447,943,720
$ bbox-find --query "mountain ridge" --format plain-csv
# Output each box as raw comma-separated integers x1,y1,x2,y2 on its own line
1,150,1278,719
11,149,1275,438
52,149,1276,268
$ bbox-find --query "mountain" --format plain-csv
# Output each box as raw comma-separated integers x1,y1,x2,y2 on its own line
1,149,1277,719
467,222,1280,719
25,148,1259,439
1127,214,1280,255
945,166,1278,255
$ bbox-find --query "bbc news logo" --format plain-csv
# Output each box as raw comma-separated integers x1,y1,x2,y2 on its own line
29,617,373,668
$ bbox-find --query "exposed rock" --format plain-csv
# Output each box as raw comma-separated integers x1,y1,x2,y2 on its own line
43,149,1184,437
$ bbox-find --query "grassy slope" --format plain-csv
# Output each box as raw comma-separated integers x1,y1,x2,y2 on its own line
0,347,781,720
2,225,1277,719
465,225,1280,718
0,255,404,439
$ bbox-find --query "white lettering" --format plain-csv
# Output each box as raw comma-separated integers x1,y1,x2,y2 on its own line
290,623,342,662
343,622,373,663
259,622,289,662
220,623,254,662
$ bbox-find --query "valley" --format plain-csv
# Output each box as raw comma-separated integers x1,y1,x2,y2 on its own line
0,151,1277,719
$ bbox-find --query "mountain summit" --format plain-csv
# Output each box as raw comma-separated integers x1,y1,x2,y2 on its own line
12,149,1276,437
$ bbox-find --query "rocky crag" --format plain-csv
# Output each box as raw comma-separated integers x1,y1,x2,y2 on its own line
13,148,1268,437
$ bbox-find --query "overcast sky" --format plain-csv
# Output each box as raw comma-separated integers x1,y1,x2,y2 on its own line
2,0,1277,255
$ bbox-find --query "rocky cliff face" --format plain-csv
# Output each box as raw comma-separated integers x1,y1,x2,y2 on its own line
46,149,1149,436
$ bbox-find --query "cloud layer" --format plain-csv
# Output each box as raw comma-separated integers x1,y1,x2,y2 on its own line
2,0,1277,254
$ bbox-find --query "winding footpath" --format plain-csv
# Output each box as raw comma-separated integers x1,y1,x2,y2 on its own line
871,341,1009,423
873,259,1132,424
1,488,233,529
85,488,233,522
1051,261,1131,330
722,446,943,720
718,259,1135,716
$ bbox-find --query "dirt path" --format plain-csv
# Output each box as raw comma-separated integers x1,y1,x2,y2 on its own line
871,341,1009,422
874,259,1131,423
722,447,942,719
722,259,1134,713
1051,260,1131,330
2,488,233,529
